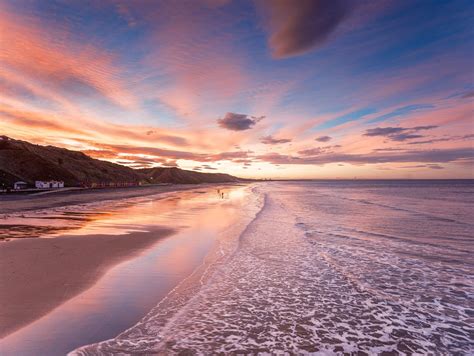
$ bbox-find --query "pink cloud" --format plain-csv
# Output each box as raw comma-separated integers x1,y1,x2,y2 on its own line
0,4,136,110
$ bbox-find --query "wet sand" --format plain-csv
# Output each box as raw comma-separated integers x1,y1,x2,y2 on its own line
0,184,206,214
0,184,254,355
0,227,173,338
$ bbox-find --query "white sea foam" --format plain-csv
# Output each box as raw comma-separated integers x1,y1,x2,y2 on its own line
72,181,474,354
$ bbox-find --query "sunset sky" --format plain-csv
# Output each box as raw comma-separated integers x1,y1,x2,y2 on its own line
1,0,473,179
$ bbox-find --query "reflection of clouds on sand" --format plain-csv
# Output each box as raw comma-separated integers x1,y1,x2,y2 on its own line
0,224,78,239
74,181,473,354
1,184,255,355
0,186,247,239
0,210,115,239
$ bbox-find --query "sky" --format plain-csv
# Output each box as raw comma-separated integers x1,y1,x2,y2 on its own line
1,0,473,179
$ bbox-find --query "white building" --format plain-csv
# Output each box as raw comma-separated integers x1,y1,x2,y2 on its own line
35,180,64,189
13,181,28,190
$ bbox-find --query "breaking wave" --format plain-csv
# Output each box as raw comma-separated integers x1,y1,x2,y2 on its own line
71,181,474,354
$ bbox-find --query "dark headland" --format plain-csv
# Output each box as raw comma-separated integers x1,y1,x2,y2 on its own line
0,136,243,188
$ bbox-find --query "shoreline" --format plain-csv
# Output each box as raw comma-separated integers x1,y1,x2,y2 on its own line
0,183,253,348
0,227,174,338
71,184,264,354
73,181,473,354
0,183,242,214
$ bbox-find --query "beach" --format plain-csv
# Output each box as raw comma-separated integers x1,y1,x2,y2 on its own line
0,184,225,338
0,184,207,215
0,228,173,337
0,183,258,355
1,181,473,355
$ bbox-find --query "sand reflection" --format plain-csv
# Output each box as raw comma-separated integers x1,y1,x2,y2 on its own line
0,184,251,355
0,186,245,239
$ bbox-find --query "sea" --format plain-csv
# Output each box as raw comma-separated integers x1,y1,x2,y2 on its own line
71,180,473,355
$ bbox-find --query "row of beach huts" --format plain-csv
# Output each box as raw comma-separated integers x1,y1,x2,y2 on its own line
13,180,65,190
10,180,141,191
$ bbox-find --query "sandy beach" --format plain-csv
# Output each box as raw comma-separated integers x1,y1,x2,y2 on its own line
0,184,254,355
0,184,206,215
0,184,234,337
0,227,173,338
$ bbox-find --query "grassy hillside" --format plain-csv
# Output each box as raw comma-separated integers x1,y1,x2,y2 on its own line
0,136,242,187
139,167,241,184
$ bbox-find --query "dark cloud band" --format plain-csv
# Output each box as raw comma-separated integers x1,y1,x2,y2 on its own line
364,126,438,142
259,0,353,58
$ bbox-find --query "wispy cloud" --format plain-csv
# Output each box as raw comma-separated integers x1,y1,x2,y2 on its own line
401,164,445,170
86,142,251,164
407,134,474,145
258,147,473,165
260,135,291,144
461,90,474,99
0,105,86,136
1,1,472,178
364,126,438,141
0,5,136,110
298,145,341,156
368,104,435,124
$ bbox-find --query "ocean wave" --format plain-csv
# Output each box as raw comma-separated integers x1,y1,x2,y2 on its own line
71,182,474,354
